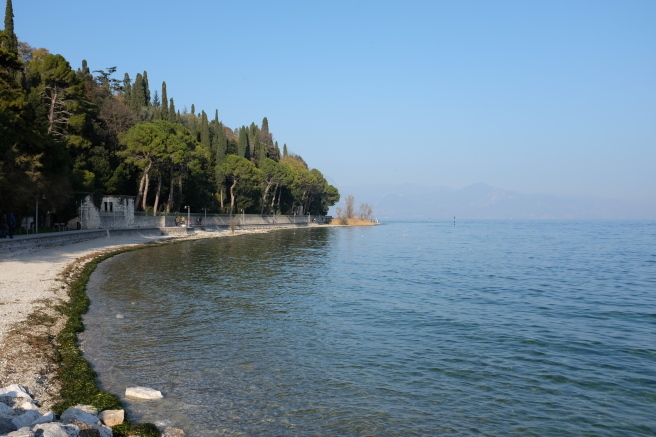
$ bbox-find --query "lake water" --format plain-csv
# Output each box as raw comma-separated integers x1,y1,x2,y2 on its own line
82,221,656,436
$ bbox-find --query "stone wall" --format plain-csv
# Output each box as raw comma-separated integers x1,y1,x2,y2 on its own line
75,195,326,229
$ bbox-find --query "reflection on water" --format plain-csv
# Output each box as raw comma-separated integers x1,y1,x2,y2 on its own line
82,222,656,436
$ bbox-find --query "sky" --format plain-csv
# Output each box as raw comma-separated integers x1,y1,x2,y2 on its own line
12,0,656,209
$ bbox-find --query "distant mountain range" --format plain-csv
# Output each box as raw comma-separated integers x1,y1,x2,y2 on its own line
330,183,654,220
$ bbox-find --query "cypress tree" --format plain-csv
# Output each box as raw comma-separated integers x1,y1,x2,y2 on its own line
189,110,198,140
131,73,145,110
143,71,151,106
283,143,288,157
273,141,281,161
214,109,218,123
169,98,176,122
161,82,168,120
3,0,17,55
78,60,93,82
238,126,250,159
214,122,227,163
200,110,210,148
123,73,131,102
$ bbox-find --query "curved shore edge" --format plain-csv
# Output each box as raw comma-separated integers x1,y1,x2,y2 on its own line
0,226,321,435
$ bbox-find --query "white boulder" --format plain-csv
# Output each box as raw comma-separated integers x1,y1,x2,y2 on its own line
5,427,36,436
32,422,80,437
11,410,52,429
98,409,124,427
60,407,112,437
125,386,164,399
60,407,99,426
0,385,32,400
19,401,38,410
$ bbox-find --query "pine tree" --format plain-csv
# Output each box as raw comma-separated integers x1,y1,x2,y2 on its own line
161,81,168,120
3,0,17,55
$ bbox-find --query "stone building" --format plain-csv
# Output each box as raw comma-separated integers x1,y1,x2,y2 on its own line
77,195,136,229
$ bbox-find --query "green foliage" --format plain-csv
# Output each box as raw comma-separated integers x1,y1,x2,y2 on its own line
1,4,339,220
218,154,262,215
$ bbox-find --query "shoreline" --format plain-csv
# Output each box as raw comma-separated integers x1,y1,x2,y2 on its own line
0,226,315,432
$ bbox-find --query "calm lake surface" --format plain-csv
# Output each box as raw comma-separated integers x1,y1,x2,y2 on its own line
82,221,656,436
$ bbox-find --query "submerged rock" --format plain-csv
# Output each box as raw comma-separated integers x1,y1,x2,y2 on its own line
125,387,164,400
161,426,185,436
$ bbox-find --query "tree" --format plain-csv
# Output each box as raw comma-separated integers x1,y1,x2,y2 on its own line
259,158,287,214
0,31,44,211
118,121,165,211
142,70,150,106
344,194,355,219
237,126,250,159
168,98,176,122
160,81,168,120
28,53,78,137
212,121,227,165
130,73,145,110
2,0,17,56
218,155,261,215
358,203,373,220
122,73,131,102
200,110,210,148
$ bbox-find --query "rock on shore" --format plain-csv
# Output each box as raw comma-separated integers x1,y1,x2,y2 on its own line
0,384,185,437
0,384,114,436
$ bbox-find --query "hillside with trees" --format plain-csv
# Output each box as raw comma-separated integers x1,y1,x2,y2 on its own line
0,0,339,226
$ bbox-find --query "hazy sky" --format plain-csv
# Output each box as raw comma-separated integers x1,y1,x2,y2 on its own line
14,0,656,205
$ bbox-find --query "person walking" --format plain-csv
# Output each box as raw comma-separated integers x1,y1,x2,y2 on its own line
6,212,16,238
